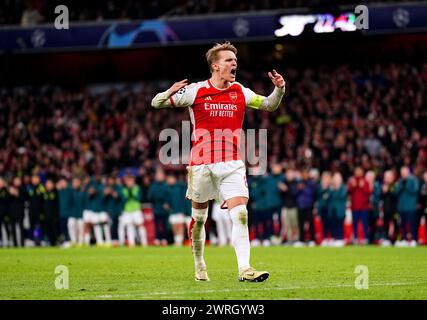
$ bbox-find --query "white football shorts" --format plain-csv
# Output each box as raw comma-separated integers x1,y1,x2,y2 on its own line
169,213,186,224
83,210,109,224
120,211,144,226
186,160,249,204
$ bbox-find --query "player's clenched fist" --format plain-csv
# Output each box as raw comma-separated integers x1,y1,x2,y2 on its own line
268,69,286,89
168,79,188,97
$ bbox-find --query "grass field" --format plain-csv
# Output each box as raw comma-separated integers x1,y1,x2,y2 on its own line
0,246,426,300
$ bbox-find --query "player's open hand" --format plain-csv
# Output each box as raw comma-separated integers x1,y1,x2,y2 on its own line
268,69,285,89
168,79,188,96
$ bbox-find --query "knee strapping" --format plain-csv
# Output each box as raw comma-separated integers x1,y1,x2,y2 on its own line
230,205,248,226
191,208,208,225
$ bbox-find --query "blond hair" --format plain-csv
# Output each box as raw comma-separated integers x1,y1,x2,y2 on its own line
205,41,237,73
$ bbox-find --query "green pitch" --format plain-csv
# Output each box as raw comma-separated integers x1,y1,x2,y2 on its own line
0,246,426,300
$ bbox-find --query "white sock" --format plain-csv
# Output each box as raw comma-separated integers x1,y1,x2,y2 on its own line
77,220,84,245
127,225,135,246
174,234,184,246
67,219,76,244
138,225,147,246
230,205,250,272
118,218,125,245
103,224,111,244
94,225,104,245
190,207,208,269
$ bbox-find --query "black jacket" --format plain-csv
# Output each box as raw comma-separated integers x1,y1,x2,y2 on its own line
8,186,28,220
419,182,427,212
0,187,9,218
381,184,397,215
281,180,298,208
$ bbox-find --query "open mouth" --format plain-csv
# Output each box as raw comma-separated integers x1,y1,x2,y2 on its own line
230,68,237,77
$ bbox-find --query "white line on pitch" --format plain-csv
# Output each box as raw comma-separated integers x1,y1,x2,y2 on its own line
94,281,427,299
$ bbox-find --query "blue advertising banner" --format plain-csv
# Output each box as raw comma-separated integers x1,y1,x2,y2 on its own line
0,3,426,53
0,13,276,53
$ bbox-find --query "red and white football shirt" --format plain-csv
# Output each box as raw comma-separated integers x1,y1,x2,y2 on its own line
170,80,258,166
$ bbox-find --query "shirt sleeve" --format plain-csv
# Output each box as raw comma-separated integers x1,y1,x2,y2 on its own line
241,85,285,112
151,83,198,109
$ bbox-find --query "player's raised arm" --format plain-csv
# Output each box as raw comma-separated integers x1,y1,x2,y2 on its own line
244,69,286,112
151,79,190,109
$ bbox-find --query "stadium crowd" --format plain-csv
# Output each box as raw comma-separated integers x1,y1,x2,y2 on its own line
1,61,427,248
0,165,426,248
0,0,413,26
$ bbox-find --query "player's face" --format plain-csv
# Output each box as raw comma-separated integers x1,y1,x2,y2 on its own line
215,50,237,82
384,171,394,184
124,176,135,187
332,174,342,187
401,167,409,178
72,178,81,189
46,180,54,191
31,175,40,185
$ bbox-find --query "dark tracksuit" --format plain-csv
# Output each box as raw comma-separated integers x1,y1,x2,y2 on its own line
0,187,9,244
70,187,84,220
316,184,331,239
104,185,123,240
296,179,317,242
381,184,398,242
58,185,72,241
328,186,347,240
396,175,419,241
368,181,381,244
43,189,60,246
9,186,28,247
248,175,267,241
417,181,427,241
27,183,45,245
279,179,298,242
147,181,170,242
264,173,283,239
166,182,187,216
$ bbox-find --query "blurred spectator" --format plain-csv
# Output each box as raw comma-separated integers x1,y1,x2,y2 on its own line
20,1,44,26
0,177,9,247
43,178,59,245
255,164,283,246
119,173,146,247
278,168,299,244
56,178,72,244
248,168,266,246
8,176,27,247
68,177,85,246
268,163,284,243
328,172,347,247
296,169,316,246
317,171,331,245
103,175,122,243
165,173,190,246
148,168,170,245
89,175,111,246
27,173,45,246
347,167,371,245
418,171,427,243
380,170,398,246
395,166,419,246
366,170,381,244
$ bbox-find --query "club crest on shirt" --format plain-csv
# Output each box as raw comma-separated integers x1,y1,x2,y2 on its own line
229,91,237,102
